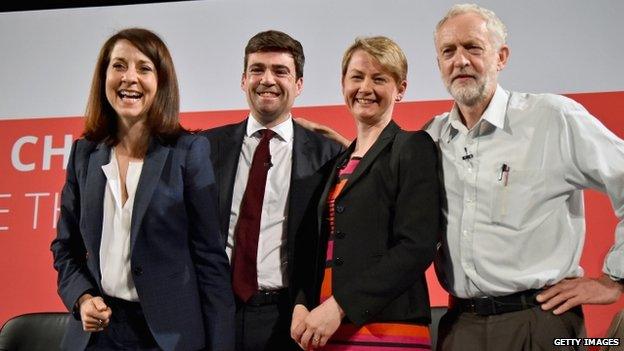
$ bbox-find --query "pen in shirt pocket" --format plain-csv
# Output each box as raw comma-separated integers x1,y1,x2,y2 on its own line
498,163,510,186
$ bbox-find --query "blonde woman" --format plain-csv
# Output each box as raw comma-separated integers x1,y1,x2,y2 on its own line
291,36,440,350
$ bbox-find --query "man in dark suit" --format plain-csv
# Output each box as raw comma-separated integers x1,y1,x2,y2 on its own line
201,30,342,351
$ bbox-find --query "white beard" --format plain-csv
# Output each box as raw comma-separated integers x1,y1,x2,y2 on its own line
448,76,488,107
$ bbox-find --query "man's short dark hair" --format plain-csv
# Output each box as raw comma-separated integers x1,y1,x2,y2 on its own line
244,30,305,79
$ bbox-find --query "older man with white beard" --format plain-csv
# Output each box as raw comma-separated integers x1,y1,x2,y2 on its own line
426,4,624,350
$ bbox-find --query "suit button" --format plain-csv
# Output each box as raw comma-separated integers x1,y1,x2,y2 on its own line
335,205,344,213
133,266,143,276
334,257,343,266
363,309,371,318
335,231,345,239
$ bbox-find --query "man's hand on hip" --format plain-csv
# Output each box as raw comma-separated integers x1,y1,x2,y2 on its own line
536,275,623,315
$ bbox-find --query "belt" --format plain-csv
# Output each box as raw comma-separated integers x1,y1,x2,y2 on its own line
245,289,288,306
103,295,142,310
449,289,541,316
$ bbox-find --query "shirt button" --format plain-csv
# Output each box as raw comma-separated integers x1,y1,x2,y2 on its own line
462,230,469,237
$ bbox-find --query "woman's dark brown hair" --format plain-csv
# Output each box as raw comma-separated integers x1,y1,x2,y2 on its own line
83,27,183,145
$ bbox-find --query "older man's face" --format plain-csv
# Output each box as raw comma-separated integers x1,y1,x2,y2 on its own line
435,12,506,107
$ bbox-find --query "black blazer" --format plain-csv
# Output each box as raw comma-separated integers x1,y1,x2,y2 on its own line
201,119,342,301
51,134,235,351
306,120,440,326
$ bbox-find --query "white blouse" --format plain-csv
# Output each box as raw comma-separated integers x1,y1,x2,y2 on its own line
99,147,143,301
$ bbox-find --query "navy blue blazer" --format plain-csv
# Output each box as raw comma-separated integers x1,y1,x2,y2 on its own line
201,119,342,303
51,134,235,351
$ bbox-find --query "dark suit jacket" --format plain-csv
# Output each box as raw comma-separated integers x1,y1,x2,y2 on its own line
200,119,342,302
306,120,440,326
50,134,235,351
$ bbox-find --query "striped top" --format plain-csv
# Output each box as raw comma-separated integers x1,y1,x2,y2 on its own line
319,157,431,350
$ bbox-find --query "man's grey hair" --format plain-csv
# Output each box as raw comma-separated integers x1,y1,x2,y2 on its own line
435,3,508,48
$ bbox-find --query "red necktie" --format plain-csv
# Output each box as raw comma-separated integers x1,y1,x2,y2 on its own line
232,129,276,302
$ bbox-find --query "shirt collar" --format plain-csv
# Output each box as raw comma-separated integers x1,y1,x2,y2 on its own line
445,84,510,138
101,148,119,181
480,85,509,131
246,114,293,142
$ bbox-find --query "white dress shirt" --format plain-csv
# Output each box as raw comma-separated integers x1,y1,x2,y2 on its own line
99,148,143,301
227,115,293,289
426,85,624,298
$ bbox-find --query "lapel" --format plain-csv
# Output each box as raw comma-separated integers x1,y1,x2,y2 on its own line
337,120,400,198
315,121,400,234
130,138,169,252
216,120,246,242
286,122,313,243
316,145,352,233
291,122,313,182
83,142,110,279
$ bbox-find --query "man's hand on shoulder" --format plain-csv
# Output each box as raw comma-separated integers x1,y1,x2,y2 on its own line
536,275,623,315
295,117,351,148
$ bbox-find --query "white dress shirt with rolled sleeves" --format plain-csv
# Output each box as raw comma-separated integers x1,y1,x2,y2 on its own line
426,85,624,298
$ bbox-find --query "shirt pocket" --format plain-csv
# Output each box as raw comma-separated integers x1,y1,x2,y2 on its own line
489,168,545,230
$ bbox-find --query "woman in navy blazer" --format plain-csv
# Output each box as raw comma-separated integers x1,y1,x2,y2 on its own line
51,28,234,351
291,37,440,350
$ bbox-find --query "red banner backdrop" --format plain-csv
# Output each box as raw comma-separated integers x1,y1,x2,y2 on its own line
1,91,622,337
